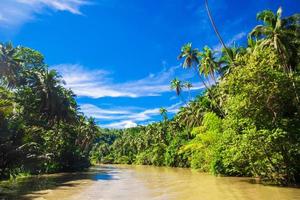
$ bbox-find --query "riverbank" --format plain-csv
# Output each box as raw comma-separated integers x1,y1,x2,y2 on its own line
1,165,300,200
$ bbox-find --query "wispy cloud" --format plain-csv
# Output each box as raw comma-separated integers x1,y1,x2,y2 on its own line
81,103,181,122
103,120,137,129
52,63,203,98
213,31,247,51
80,102,183,129
0,0,90,29
52,64,136,98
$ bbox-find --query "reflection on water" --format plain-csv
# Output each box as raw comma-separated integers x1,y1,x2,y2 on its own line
0,166,117,200
1,165,300,200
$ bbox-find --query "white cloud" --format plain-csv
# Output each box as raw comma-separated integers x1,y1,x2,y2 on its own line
51,63,205,129
213,31,247,51
102,120,137,129
0,0,89,29
17,0,89,14
53,64,138,98
52,63,203,98
80,102,183,129
81,103,180,122
80,104,133,120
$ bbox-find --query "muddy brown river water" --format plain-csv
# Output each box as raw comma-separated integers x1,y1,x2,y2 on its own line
1,165,300,200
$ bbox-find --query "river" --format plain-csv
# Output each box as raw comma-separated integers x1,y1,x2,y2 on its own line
1,165,300,200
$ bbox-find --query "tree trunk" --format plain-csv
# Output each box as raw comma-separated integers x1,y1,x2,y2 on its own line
204,0,232,62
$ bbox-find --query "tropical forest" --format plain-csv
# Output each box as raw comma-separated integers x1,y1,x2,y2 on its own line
0,1,300,200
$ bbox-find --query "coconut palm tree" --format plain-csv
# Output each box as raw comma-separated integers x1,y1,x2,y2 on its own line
183,81,193,100
250,7,300,103
178,44,225,117
198,46,219,84
219,45,246,75
175,98,206,129
178,43,200,68
178,43,210,90
170,78,183,96
250,7,299,72
79,117,98,154
159,107,168,122
26,68,77,125
171,78,188,105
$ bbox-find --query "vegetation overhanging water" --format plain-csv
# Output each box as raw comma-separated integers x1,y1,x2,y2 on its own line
0,4,300,200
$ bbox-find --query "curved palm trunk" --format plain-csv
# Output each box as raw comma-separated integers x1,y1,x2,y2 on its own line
204,0,232,62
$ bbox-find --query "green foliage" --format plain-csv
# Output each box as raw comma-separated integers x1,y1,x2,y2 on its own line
180,112,222,172
90,7,300,185
217,47,300,183
0,44,99,179
1,7,299,186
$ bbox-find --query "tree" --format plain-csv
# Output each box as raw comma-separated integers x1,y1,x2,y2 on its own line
175,95,211,129
250,7,300,71
250,7,300,103
198,46,219,83
18,68,78,126
183,81,193,100
177,43,210,90
89,7,300,185
16,47,45,69
219,45,246,75
178,43,199,68
170,78,183,96
177,44,225,116
204,0,232,62
219,47,300,183
0,43,22,88
159,107,168,122
0,44,100,179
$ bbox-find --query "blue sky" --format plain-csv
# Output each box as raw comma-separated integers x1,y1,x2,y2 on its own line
0,0,299,128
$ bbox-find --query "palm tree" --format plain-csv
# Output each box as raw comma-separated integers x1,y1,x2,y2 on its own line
198,46,219,83
26,68,77,125
219,45,246,75
178,44,225,117
175,98,207,129
171,78,188,105
183,81,193,100
250,7,299,71
183,81,193,90
159,107,168,122
178,43,200,68
170,78,183,96
79,117,98,154
250,7,300,103
204,0,232,61
0,43,22,87
178,43,210,90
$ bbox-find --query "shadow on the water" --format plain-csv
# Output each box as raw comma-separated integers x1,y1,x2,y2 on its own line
238,178,300,188
0,165,118,200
